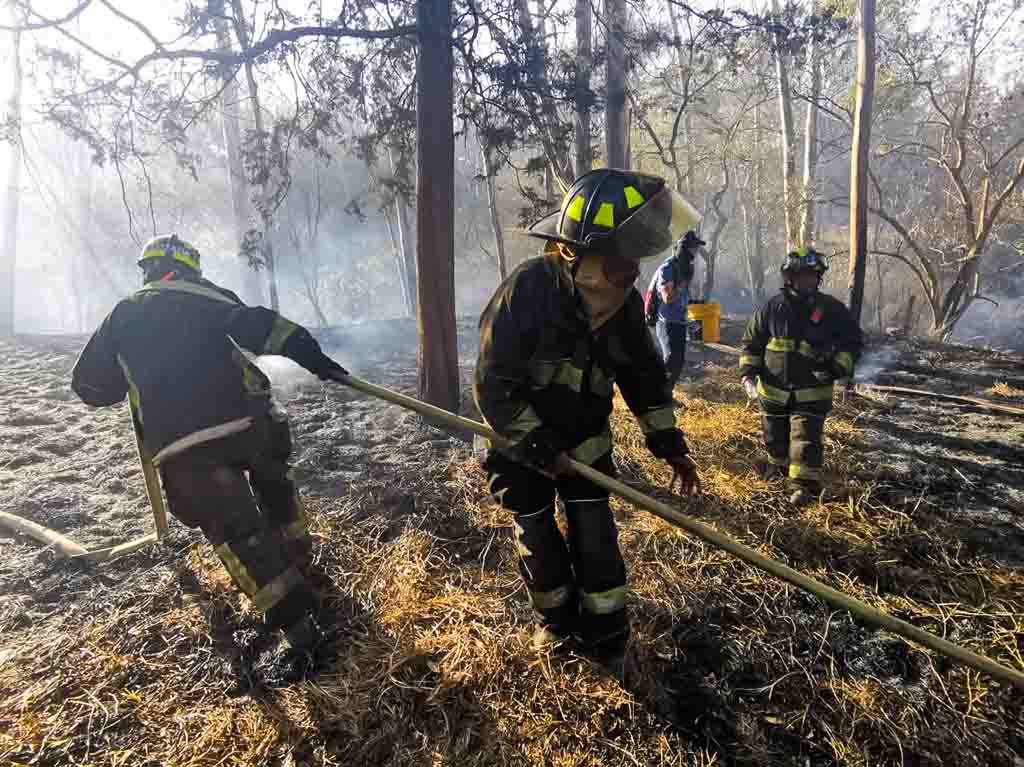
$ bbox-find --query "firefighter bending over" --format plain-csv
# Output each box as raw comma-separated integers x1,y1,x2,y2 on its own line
739,248,863,506
72,235,346,653
474,169,702,665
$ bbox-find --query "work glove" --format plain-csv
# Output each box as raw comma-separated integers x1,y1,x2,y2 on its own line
646,429,702,496
742,377,759,401
508,426,567,473
282,328,349,381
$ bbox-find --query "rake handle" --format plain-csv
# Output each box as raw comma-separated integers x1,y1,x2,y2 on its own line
330,372,1024,691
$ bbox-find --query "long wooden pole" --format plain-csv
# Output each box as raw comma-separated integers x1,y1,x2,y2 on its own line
331,371,1024,690
848,0,876,321
129,400,169,539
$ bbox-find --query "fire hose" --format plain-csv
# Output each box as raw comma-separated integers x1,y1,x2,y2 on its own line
330,371,1024,691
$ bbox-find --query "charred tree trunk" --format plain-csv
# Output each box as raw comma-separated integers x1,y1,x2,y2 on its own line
416,0,459,411
605,0,628,168
772,0,799,250
575,0,593,176
0,5,22,336
848,0,875,323
480,142,508,281
211,0,262,305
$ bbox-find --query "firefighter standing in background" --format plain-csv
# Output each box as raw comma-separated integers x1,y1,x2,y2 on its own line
739,248,863,506
72,235,347,652
474,169,702,664
650,230,705,389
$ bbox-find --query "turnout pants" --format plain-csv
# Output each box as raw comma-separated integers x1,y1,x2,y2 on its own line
159,407,315,632
655,320,687,389
485,451,628,645
760,398,831,489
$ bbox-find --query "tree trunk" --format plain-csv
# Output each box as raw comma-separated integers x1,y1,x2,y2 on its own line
703,162,731,301
480,142,508,281
575,0,593,176
230,0,278,310
772,0,799,250
389,146,418,317
605,0,628,168
799,3,821,246
847,0,875,323
0,6,22,337
416,0,459,411
211,0,262,305
385,208,413,316
666,1,695,198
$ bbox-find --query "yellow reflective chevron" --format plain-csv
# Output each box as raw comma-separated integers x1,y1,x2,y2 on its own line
529,583,573,609
789,463,822,480
794,385,834,402
566,195,586,222
505,404,544,441
570,429,612,464
624,185,645,209
739,355,763,368
264,315,300,355
766,337,796,352
593,202,616,228
797,341,825,361
580,585,627,615
638,406,675,435
137,280,240,306
756,377,791,404
835,351,855,375
214,542,261,596
251,567,304,613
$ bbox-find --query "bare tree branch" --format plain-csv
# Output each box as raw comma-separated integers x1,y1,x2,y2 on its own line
0,0,92,31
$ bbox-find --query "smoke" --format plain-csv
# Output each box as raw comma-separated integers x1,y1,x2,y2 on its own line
854,347,900,385
952,296,1024,352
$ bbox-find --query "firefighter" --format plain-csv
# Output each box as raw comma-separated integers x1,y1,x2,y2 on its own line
650,230,705,388
71,234,347,652
474,169,702,664
739,248,863,506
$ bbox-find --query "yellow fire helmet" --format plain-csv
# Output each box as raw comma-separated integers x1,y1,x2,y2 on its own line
527,168,702,262
138,234,202,275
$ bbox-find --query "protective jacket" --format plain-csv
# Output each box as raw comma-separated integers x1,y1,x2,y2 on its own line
474,251,685,465
72,274,305,464
739,288,863,405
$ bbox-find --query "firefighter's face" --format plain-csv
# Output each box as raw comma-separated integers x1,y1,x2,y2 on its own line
791,269,820,294
601,251,640,288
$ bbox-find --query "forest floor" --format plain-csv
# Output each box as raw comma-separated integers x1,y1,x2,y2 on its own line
1,317,1023,767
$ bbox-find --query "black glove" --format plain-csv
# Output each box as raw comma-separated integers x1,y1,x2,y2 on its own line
645,428,689,460
509,426,566,472
282,328,349,381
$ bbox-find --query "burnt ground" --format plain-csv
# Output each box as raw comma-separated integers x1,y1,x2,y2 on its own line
0,318,1023,767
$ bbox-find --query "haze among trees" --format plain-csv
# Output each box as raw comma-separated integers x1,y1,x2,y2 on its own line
3,0,1024,404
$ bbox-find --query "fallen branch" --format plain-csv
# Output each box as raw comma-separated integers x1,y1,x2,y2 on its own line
857,384,1024,417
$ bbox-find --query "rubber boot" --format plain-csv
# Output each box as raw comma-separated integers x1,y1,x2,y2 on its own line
758,461,787,481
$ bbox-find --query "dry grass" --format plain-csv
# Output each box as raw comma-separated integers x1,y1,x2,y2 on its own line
989,381,1024,399
2,365,1023,766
